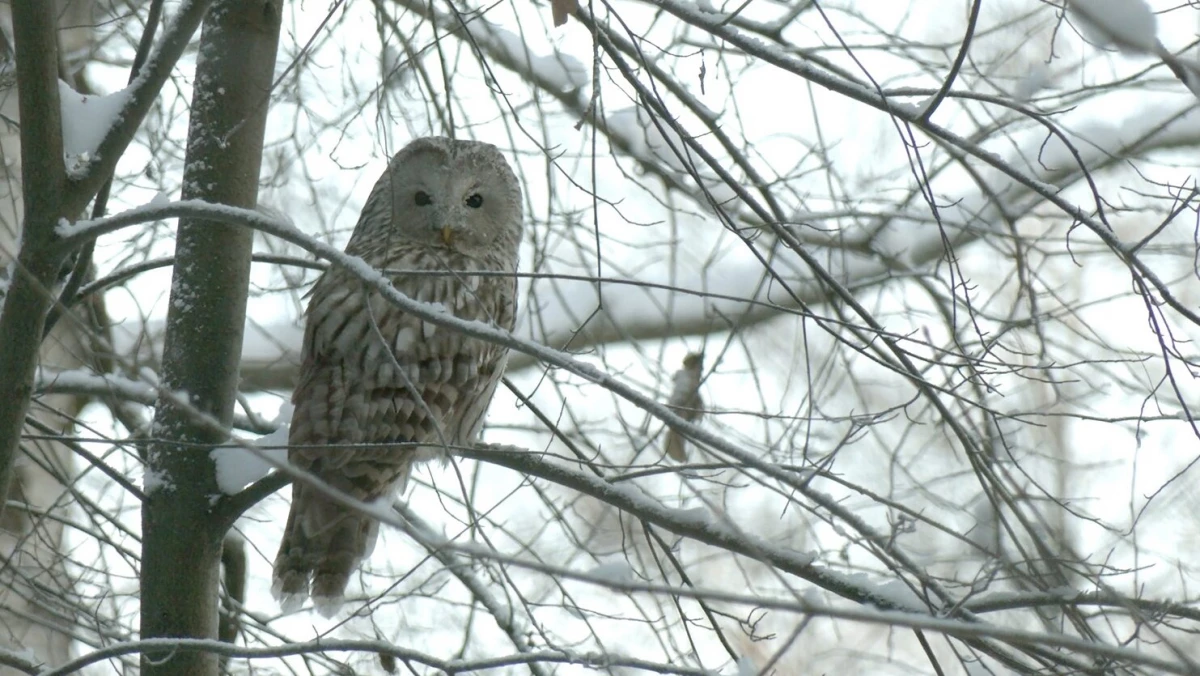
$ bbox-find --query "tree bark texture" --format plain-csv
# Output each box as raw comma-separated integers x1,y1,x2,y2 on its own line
139,2,281,674
0,3,100,672
0,0,69,534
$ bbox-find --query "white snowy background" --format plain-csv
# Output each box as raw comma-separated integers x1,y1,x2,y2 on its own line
29,0,1200,673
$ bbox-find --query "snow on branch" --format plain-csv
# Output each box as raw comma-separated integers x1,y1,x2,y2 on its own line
58,200,951,611
210,405,290,495
91,79,1200,386
37,583,1199,675
1070,0,1200,99
1071,0,1159,55
464,21,587,92
0,646,41,674
35,367,274,435
57,81,132,179
202,439,1200,675
57,0,217,210
627,0,1200,330
391,0,755,220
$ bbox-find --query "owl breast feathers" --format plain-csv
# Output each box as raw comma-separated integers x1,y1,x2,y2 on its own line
272,137,523,616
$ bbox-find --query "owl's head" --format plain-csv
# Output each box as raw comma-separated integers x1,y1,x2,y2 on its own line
357,137,524,258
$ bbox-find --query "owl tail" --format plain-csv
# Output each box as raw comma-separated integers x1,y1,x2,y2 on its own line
271,482,380,617
664,429,688,462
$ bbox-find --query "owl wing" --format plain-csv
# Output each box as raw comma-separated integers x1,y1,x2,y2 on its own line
273,252,515,614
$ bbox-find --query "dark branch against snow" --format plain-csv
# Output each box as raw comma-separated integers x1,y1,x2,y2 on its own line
60,0,218,216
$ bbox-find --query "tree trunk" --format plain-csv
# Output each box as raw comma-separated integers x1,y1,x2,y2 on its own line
0,2,95,673
139,2,281,674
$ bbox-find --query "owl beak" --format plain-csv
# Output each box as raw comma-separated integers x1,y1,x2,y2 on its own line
440,225,454,246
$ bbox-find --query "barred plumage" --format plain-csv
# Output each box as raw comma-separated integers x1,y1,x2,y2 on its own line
272,138,523,615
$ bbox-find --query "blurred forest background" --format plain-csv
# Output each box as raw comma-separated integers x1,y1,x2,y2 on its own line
3,0,1200,674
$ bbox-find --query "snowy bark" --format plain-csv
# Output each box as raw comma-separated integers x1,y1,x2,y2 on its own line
138,2,281,674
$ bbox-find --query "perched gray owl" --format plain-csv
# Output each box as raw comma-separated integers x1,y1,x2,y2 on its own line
271,137,523,616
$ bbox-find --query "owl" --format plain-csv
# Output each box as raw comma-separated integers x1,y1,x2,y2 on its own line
271,137,523,616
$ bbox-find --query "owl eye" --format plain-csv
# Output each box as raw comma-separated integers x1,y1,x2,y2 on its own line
465,193,483,208
414,191,432,206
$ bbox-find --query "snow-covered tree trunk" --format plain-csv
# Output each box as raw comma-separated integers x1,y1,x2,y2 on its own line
138,2,281,674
